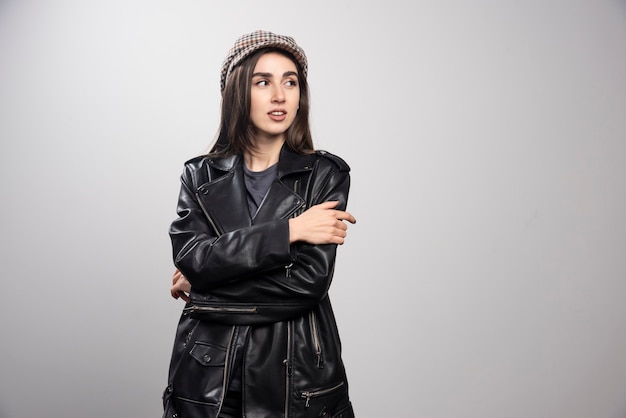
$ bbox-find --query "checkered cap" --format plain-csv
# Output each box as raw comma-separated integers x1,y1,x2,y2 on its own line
220,30,308,91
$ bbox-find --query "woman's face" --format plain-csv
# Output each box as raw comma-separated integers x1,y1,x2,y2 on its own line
249,52,300,142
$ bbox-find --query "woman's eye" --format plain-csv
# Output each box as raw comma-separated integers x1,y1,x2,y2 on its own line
285,79,298,87
256,80,268,86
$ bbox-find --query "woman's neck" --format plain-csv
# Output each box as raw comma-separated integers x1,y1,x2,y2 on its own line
244,139,284,171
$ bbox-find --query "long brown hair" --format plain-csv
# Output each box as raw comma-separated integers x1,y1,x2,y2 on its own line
209,48,314,156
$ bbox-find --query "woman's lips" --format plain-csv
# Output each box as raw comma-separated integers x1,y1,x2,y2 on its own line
268,110,287,122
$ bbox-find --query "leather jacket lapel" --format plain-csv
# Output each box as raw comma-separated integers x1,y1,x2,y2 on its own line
196,147,317,230
253,148,316,223
252,179,304,223
196,155,251,234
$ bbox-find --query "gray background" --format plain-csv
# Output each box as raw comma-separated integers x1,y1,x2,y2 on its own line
1,1,625,417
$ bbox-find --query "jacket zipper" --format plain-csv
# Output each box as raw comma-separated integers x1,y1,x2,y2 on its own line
301,381,345,408
196,191,222,237
283,320,293,416
309,311,324,368
215,326,236,417
285,179,303,278
285,262,293,278
183,305,257,315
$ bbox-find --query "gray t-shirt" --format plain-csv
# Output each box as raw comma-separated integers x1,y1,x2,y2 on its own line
243,162,278,218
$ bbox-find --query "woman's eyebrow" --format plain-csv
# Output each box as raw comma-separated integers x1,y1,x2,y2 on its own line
252,71,299,78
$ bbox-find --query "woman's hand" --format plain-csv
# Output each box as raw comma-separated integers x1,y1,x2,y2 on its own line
170,268,191,302
289,201,356,245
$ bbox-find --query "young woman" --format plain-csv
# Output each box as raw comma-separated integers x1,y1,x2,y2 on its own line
163,30,356,418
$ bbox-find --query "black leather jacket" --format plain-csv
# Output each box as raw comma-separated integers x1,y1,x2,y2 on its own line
163,145,355,418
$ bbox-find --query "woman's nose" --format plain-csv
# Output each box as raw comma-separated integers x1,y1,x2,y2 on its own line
272,86,285,102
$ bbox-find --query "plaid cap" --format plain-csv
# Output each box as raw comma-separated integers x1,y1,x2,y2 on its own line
220,30,308,92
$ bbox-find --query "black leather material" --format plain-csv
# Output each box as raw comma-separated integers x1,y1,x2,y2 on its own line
164,145,354,418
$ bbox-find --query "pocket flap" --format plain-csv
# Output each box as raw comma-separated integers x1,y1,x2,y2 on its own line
189,342,226,367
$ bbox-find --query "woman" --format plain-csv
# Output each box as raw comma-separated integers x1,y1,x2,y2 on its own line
163,30,356,418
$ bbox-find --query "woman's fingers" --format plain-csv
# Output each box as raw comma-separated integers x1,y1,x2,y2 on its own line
171,283,190,302
171,269,191,302
176,290,190,303
172,268,183,285
334,210,356,224
289,201,356,244
318,200,340,209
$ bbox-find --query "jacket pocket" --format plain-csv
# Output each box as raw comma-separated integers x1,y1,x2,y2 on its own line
171,340,228,411
300,381,346,409
185,292,259,320
184,304,258,316
189,341,227,367
309,311,324,368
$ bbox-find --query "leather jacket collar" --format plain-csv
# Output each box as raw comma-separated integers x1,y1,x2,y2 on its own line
206,144,316,179
197,144,315,232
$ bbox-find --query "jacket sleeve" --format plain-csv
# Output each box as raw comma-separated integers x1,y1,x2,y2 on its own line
169,163,294,292
184,161,352,325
